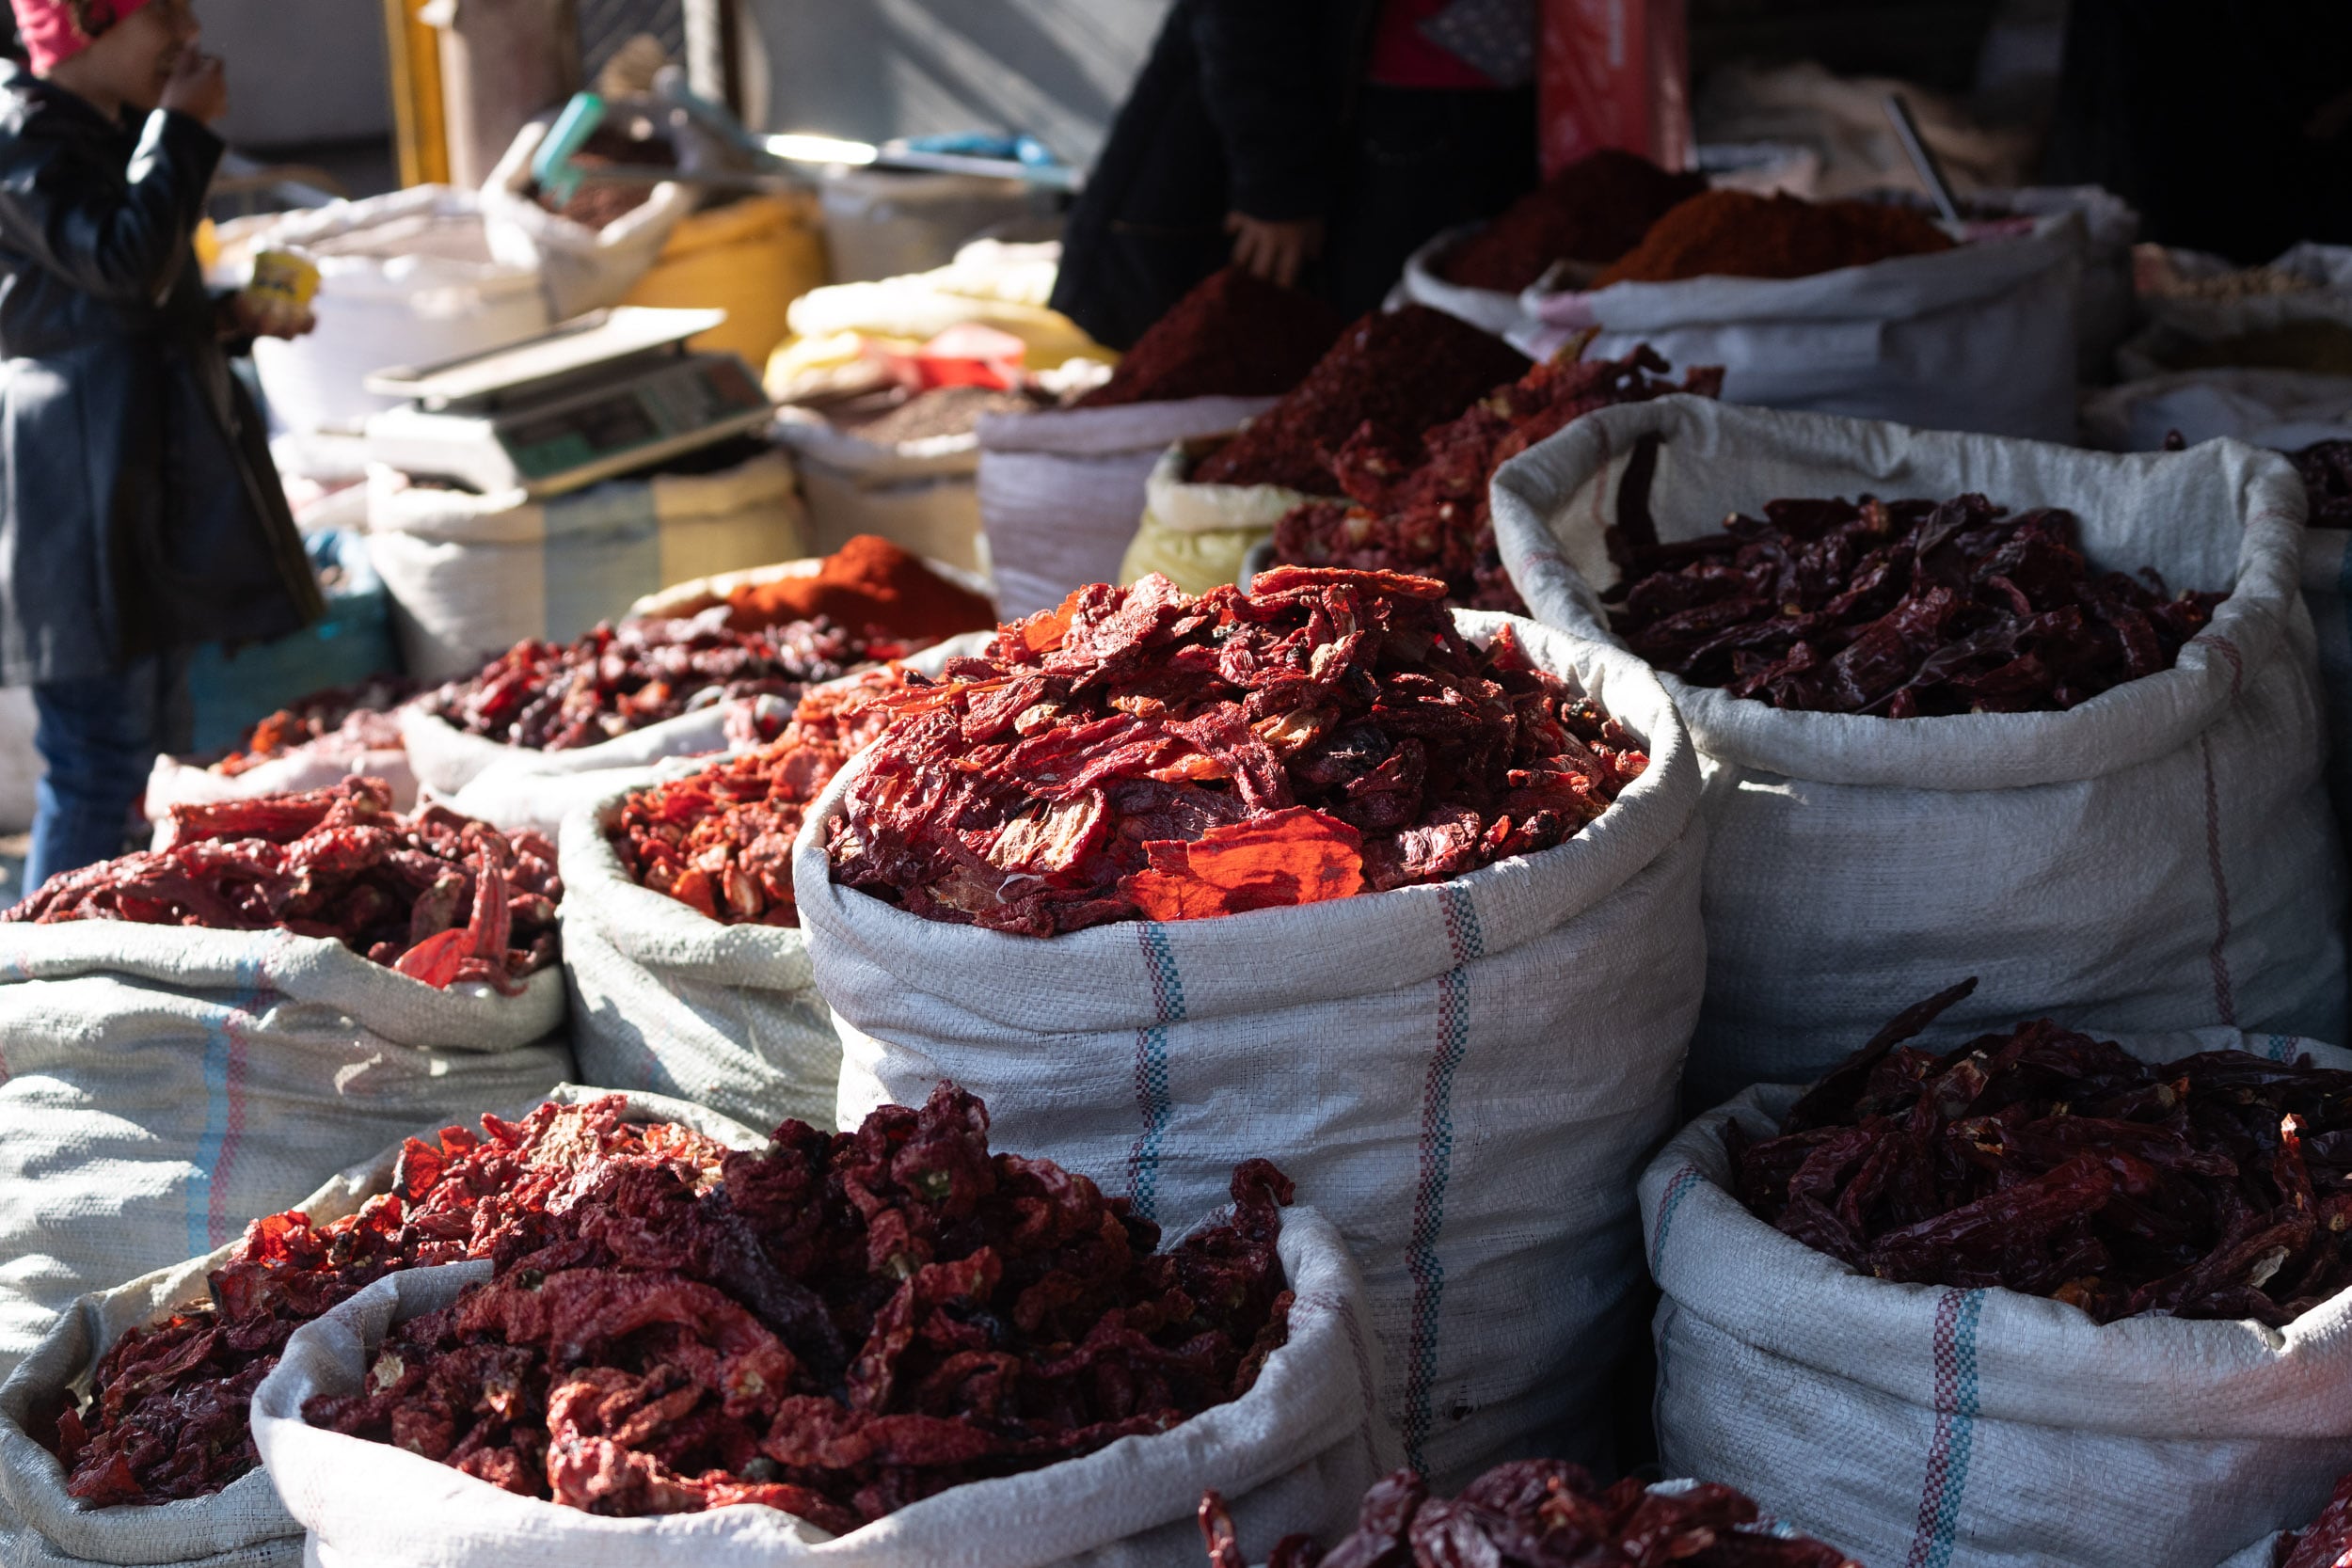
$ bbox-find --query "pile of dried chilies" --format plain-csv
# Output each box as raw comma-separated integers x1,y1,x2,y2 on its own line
1438,149,1708,293
44,1098,728,1505
1076,265,1345,408
1731,980,2352,1324
430,611,876,752
214,675,416,776
2293,439,2352,530
2280,1473,2352,1568
613,670,905,927
1607,483,2223,716
309,1085,1295,1531
3,777,559,989
1190,306,1531,496
1274,341,1723,610
827,568,1645,935
1201,1460,1860,1568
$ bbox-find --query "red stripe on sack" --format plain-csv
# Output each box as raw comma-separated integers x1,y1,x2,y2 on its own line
2193,632,2244,700
2200,733,2238,1026
208,1002,254,1246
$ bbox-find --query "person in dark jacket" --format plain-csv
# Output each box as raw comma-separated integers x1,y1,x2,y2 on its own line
0,0,321,893
1050,0,1537,349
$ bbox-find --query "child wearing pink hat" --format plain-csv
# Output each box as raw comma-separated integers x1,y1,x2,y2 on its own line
0,0,323,894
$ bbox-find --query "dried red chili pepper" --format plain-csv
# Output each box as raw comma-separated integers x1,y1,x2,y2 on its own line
2280,1471,2352,1568
214,675,418,778
1274,341,1723,610
1189,306,1531,496
1203,1460,1861,1568
431,610,899,752
1732,980,2352,1325
2292,440,2352,530
614,670,908,926
307,1085,1296,1533
44,1098,726,1507
825,568,1645,936
3,777,562,989
1606,486,2225,716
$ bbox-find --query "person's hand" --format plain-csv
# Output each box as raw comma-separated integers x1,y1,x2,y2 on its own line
1225,212,1325,289
228,288,315,341
161,50,228,123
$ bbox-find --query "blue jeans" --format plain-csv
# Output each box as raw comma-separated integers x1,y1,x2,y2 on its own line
25,654,192,895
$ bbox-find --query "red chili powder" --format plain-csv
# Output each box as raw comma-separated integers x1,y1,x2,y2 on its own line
1188,305,1531,495
726,534,996,641
1077,266,1347,408
1595,190,1956,287
1439,149,1709,293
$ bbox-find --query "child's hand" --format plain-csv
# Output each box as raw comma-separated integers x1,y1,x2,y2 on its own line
228,289,315,341
161,50,228,123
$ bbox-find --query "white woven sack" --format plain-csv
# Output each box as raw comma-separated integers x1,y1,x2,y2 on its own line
2082,369,2352,455
1975,185,2137,380
977,397,1276,620
558,789,837,1132
2303,528,2352,867
1514,213,2085,441
1397,226,1530,338
397,702,737,799
1492,396,2350,1110
479,119,694,322
0,925,571,1380
144,747,420,828
777,420,986,574
1642,1030,2352,1568
0,1087,764,1568
251,1207,1396,1568
368,454,805,682
797,610,1704,1487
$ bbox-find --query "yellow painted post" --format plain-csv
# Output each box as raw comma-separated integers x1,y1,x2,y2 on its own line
382,0,450,188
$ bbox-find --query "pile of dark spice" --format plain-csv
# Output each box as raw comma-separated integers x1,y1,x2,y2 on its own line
1438,150,1710,293
2292,439,2352,529
827,566,1645,936
2280,1473,2352,1568
1606,483,2223,716
1594,190,1955,287
1201,1461,1860,1568
1274,341,1723,610
431,612,875,752
841,385,1052,446
308,1084,1295,1531
531,122,676,230
1730,979,2352,1325
1189,306,1531,496
43,1098,727,1506
615,669,904,927
1076,266,1345,408
4,777,560,989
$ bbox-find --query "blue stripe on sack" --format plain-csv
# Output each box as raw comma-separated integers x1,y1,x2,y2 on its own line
2268,1033,2300,1063
187,956,264,1257
1126,923,1186,1222
542,483,662,646
1902,1288,1987,1568
1403,884,1486,1474
1647,1164,1706,1275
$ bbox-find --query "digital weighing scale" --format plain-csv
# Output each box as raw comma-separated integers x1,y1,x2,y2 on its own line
362,308,774,498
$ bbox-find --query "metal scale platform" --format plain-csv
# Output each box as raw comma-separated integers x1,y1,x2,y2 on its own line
362,308,773,498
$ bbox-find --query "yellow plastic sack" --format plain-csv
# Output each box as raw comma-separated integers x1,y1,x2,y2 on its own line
1118,513,1269,595
619,191,828,366
1115,441,1318,594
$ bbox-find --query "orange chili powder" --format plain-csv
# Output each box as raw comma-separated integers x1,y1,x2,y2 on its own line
726,534,997,642
1595,190,1956,287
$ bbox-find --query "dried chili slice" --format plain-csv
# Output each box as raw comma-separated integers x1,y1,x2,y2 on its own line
826,571,1645,935
1734,984,2352,1325
308,1085,1295,1534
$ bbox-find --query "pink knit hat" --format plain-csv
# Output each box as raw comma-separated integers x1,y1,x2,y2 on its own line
12,0,159,73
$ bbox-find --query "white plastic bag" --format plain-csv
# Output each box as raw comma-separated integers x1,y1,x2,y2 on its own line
1490,396,2349,1109
977,397,1276,620
0,925,571,1379
798,611,1704,1486
1643,1031,2352,1568
0,1086,764,1568
1514,214,2085,441
251,1209,1395,1568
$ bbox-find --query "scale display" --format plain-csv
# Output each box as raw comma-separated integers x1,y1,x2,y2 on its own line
498,356,765,481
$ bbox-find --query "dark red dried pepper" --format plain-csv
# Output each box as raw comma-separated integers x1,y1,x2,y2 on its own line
1733,979,2352,1325
2,777,561,989
825,568,1645,935
44,1098,726,1506
1606,488,2224,716
1202,1460,1861,1568
307,1085,1295,1533
2280,1471,2352,1568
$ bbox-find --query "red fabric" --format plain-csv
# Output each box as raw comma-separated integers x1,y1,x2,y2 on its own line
1368,0,1496,89
12,0,155,73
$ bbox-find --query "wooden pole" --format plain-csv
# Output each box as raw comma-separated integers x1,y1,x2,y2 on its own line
382,0,451,187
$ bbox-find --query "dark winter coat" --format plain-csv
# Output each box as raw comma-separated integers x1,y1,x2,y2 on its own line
0,59,319,687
